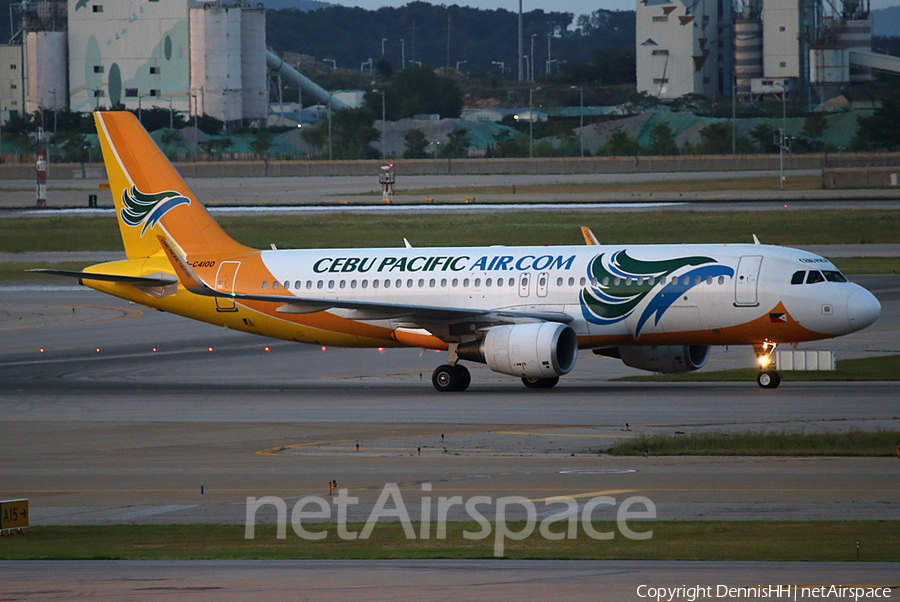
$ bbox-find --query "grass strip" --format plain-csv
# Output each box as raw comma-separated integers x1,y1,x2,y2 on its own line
618,354,900,383
1,521,897,561
2,209,900,253
605,430,900,457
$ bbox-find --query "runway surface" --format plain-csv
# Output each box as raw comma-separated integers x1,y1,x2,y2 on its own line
3,560,898,602
1,276,897,596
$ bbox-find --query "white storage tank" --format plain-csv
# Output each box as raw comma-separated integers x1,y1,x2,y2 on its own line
190,5,243,124
25,31,67,114
241,7,267,122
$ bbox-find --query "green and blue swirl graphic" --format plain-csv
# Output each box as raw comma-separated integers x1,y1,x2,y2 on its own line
120,186,191,236
580,250,734,337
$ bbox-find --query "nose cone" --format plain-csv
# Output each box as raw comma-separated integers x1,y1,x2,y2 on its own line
847,288,881,331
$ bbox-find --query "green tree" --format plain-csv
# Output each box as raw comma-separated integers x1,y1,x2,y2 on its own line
749,122,777,153
695,122,732,155
671,93,712,116
851,98,900,151
647,122,678,155
364,64,463,120
602,129,640,156
439,128,471,158
402,128,429,159
799,113,828,152
302,107,379,159
249,130,275,159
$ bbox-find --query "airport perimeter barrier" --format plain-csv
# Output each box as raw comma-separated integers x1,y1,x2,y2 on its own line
822,166,900,188
3,152,900,180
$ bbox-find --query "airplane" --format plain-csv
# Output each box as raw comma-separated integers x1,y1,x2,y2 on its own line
34,112,881,392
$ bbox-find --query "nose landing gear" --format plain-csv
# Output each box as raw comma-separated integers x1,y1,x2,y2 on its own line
754,341,781,389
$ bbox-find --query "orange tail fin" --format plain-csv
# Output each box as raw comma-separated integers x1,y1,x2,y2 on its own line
94,111,251,259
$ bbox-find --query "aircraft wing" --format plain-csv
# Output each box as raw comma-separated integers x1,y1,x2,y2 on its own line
156,236,572,327
28,269,178,286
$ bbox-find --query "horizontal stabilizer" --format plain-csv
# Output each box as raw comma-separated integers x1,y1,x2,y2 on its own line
28,269,178,286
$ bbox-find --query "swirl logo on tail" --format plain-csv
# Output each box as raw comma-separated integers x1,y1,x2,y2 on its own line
120,186,191,236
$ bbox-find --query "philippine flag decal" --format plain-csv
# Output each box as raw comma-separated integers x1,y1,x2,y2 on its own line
769,312,788,323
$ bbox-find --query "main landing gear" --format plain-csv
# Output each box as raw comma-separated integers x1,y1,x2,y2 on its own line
522,376,560,389
754,341,781,389
432,364,470,392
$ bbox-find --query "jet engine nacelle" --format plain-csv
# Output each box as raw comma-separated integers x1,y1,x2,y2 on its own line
457,322,578,379
609,345,711,373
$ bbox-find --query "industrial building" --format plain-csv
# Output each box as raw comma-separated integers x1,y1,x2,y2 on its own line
3,0,269,125
636,0,900,104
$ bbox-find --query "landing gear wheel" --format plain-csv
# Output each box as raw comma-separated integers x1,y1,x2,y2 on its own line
757,370,782,389
432,364,471,392
521,376,560,389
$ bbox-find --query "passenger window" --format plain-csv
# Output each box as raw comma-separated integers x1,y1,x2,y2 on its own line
614,277,621,286
306,280,312,289
295,280,301,289
362,280,368,289
328,280,334,289
539,276,546,286
568,277,575,286
273,281,279,290
649,276,656,286
384,280,391,289
806,271,825,284
695,276,702,285
441,278,447,287
340,280,346,289
683,276,690,286
557,277,563,286
395,279,401,288
508,278,515,286
706,276,712,285
418,279,425,287
261,281,268,290
579,277,586,286
474,278,481,287
592,277,599,286
284,281,290,290
373,280,379,289
791,271,806,285
463,278,470,287
823,271,848,283
452,279,459,287
672,276,678,285
317,280,323,289
487,278,494,287
351,280,357,289
718,276,725,285
430,278,436,287
407,279,413,288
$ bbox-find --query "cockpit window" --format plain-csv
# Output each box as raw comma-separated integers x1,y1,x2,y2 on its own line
806,271,825,284
791,271,805,285
823,270,847,283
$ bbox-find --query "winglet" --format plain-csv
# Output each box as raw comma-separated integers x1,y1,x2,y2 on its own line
157,235,210,294
581,226,600,246
752,234,761,245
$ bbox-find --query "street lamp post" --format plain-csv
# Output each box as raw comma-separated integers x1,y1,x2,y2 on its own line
324,58,337,69
572,85,584,157
191,93,199,160
530,33,537,81
491,61,505,74
381,38,387,57
167,97,174,129
546,34,551,75
327,95,333,161
401,39,405,69
456,60,467,71
529,86,541,159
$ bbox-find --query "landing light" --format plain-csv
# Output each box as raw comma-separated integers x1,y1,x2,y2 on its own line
759,356,769,367
321,346,327,351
